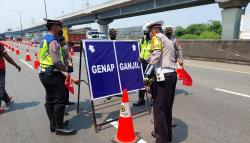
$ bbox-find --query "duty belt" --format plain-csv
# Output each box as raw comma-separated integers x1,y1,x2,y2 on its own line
161,67,175,73
39,67,60,73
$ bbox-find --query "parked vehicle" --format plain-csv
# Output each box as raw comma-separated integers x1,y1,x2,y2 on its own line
86,30,108,40
14,36,23,42
30,37,42,44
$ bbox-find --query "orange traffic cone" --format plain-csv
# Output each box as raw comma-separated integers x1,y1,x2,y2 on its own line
11,47,15,52
113,89,140,143
25,49,32,61
70,48,75,56
16,46,20,55
33,52,39,69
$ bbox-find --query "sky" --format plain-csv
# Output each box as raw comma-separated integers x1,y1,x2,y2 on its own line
0,0,250,33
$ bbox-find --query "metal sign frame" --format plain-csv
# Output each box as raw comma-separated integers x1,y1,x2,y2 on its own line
77,40,151,132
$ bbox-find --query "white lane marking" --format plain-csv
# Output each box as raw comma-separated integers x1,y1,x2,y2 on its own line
106,118,147,143
137,140,147,143
107,119,119,129
215,88,250,98
186,64,250,75
72,56,84,60
73,56,80,59
19,59,34,70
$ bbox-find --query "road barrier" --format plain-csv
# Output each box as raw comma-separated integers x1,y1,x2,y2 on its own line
181,40,250,65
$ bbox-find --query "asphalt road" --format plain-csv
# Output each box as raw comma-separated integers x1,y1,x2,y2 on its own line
0,41,249,143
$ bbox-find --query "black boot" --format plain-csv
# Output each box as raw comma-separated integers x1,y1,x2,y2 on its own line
54,104,77,135
133,90,145,106
45,104,56,132
55,128,77,135
172,121,177,128
133,98,145,106
67,101,74,105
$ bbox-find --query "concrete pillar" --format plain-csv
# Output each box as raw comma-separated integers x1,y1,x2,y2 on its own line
218,0,249,39
221,8,244,40
97,19,113,36
99,24,109,36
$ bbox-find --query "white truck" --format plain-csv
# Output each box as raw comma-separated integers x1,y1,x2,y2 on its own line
86,30,108,40
240,14,250,39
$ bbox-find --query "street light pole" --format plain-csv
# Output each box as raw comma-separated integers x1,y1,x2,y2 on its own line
9,10,27,31
19,12,23,30
43,0,48,18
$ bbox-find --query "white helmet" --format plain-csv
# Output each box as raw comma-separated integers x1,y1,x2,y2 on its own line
165,25,174,33
142,21,153,33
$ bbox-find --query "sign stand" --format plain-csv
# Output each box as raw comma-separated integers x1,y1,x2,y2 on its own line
76,43,83,114
76,41,151,133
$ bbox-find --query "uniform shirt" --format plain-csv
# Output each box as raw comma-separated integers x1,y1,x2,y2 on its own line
48,38,65,70
148,33,176,69
0,45,6,70
61,44,72,66
171,36,183,62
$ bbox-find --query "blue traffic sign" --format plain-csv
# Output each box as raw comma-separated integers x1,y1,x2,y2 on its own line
83,40,144,100
84,41,121,100
115,41,144,92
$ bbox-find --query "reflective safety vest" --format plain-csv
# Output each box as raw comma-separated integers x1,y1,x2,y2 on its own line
39,34,64,68
139,39,151,60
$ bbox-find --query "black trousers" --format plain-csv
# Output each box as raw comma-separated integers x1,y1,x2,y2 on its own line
65,86,69,104
154,72,177,143
138,61,148,100
0,70,11,107
39,72,68,129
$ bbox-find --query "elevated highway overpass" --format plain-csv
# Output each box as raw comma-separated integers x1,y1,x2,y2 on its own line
5,0,250,40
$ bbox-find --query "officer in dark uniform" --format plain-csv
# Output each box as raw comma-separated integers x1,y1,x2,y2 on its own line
109,28,118,40
39,18,77,135
133,22,152,106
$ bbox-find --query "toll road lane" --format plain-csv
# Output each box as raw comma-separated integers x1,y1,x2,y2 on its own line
1,42,250,143
1,44,113,143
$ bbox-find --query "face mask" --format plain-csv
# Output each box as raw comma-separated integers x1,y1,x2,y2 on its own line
166,33,172,38
58,30,63,37
146,33,150,40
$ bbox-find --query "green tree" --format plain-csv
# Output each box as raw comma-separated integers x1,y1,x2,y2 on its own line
186,23,208,35
174,26,186,37
174,20,222,39
207,20,222,35
179,34,200,39
199,31,220,39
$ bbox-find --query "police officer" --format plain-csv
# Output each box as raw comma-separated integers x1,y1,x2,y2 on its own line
59,35,80,116
165,26,184,67
106,28,121,100
39,19,77,135
109,28,118,40
144,21,177,143
133,22,152,106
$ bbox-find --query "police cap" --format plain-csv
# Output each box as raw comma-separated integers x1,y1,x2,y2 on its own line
146,20,164,31
44,18,63,30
